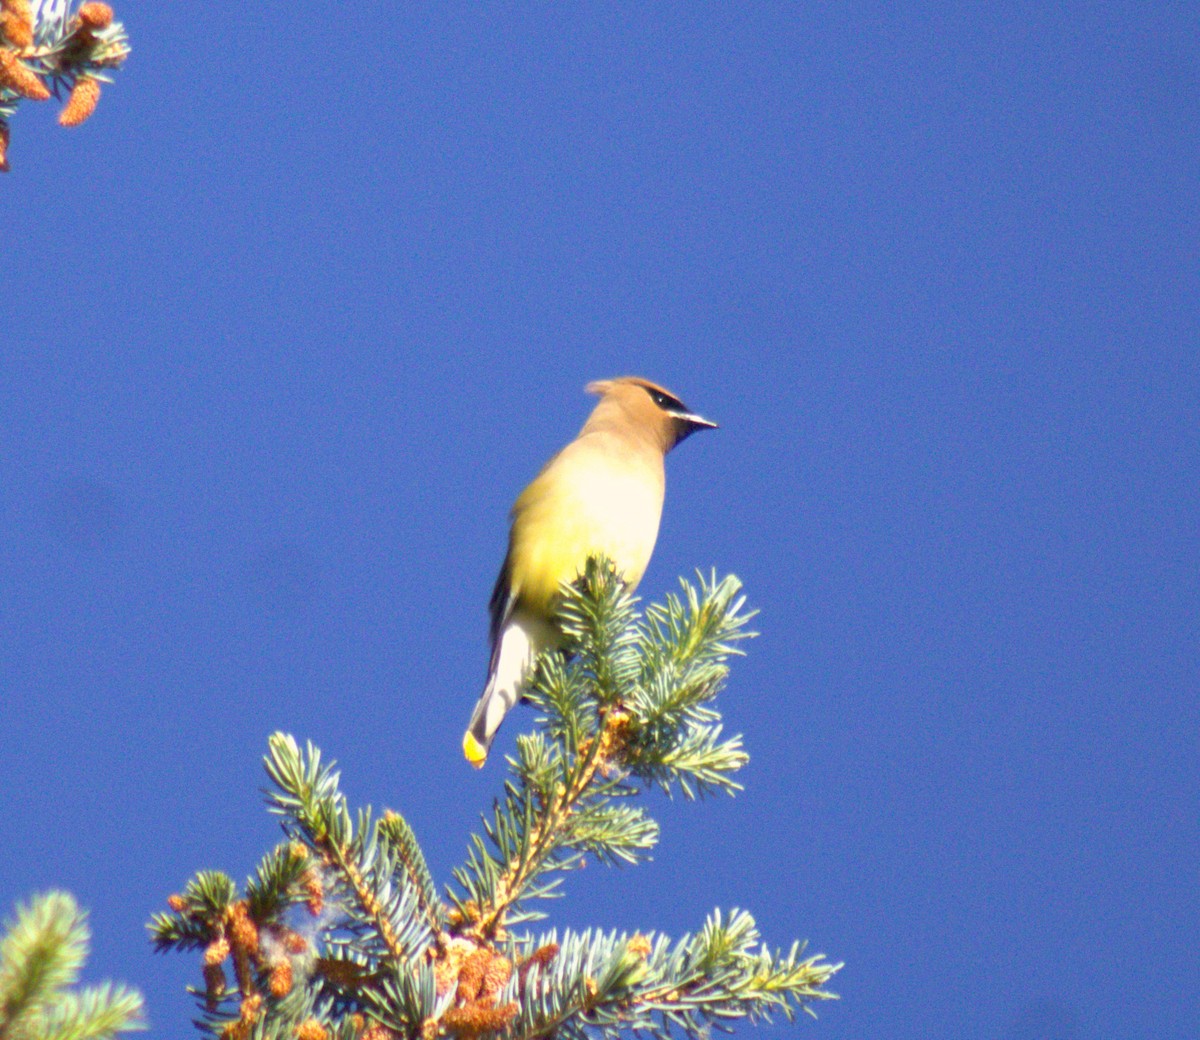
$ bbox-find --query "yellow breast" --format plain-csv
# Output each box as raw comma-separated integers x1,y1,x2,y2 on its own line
507,439,665,616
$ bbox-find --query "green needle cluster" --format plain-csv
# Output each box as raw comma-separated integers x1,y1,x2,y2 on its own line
150,562,840,1040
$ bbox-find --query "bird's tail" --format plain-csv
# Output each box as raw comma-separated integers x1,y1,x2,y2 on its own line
462,610,548,767
462,674,512,768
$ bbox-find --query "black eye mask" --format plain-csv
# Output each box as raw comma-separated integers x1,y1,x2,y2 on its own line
645,387,689,414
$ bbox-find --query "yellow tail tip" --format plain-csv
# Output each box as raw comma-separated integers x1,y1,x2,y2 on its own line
462,731,488,768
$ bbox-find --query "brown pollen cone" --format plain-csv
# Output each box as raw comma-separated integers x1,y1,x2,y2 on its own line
518,942,559,985
0,11,33,48
455,947,493,1002
204,936,231,967
302,867,325,916
0,122,9,173
0,0,32,46
442,1002,519,1037
226,901,260,956
220,994,264,1040
76,2,113,29
439,944,519,1037
60,75,100,126
479,955,512,1000
267,959,294,998
282,928,309,954
0,48,50,100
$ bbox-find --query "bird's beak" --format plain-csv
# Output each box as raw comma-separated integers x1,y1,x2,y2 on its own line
677,412,718,431
671,412,718,446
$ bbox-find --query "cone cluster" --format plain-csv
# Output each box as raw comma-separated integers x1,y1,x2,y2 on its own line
0,0,128,170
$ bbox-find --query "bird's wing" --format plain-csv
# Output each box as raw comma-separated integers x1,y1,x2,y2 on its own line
487,554,516,651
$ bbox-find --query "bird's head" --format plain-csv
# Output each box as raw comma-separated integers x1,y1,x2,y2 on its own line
585,377,717,453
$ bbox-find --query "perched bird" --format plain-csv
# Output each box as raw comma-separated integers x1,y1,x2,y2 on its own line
463,377,717,767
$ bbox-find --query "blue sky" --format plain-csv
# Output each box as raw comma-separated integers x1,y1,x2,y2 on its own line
1,3,1196,1038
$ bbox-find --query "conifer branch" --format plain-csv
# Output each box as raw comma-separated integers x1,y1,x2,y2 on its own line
450,561,752,937
378,813,444,935
509,913,838,1040
263,734,434,973
459,707,636,942
0,891,143,1040
0,0,130,170
152,564,839,1039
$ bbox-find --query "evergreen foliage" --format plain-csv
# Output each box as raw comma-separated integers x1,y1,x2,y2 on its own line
0,890,144,1040
150,562,840,1040
0,0,131,171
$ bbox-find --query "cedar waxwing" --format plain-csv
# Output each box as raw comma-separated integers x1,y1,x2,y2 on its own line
463,377,717,767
